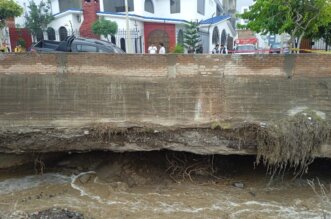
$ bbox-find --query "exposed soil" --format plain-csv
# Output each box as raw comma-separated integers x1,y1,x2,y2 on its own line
0,123,264,155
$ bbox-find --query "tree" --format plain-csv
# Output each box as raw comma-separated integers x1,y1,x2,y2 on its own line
183,21,200,53
310,23,331,50
240,0,331,51
0,0,23,29
25,0,54,42
319,24,331,50
92,18,118,41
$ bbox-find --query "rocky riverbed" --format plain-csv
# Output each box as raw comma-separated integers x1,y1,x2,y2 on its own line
0,151,330,219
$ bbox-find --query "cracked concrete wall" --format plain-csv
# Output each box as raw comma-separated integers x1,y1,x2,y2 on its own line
0,53,330,156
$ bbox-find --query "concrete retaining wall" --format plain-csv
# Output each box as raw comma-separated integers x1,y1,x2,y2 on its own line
0,53,330,156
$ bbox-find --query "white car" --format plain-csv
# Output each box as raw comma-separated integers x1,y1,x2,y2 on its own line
234,44,257,54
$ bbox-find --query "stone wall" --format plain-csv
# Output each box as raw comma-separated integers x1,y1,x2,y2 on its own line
0,53,330,156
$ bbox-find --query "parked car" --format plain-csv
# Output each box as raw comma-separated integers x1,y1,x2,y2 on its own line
31,35,125,53
234,44,257,54
269,43,281,54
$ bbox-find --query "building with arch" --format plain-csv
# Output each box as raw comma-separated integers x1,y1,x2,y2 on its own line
11,0,236,53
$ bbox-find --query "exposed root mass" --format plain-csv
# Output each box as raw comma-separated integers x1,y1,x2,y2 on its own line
165,152,222,184
256,110,330,183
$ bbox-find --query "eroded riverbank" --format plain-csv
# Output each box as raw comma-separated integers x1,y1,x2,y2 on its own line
0,151,331,219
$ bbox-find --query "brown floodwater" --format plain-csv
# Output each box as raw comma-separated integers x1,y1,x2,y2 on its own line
0,152,330,219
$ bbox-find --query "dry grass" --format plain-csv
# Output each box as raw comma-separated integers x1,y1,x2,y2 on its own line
307,178,331,218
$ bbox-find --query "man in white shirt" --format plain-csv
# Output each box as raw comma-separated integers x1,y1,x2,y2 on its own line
158,43,166,54
148,43,157,54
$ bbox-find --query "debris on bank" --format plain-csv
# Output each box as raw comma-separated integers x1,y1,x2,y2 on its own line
256,110,330,182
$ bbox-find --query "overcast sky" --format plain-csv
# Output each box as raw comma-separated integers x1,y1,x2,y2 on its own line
236,0,254,11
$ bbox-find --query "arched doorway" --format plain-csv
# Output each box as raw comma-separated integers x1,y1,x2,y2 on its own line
212,27,219,44
120,38,126,52
221,29,227,46
47,27,56,41
227,34,234,50
177,29,184,46
147,29,169,53
59,26,68,41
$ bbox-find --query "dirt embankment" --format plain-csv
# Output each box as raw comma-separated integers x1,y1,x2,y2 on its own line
0,110,330,172
0,122,259,154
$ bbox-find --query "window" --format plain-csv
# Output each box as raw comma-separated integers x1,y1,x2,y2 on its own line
58,0,82,12
103,0,134,12
47,27,56,41
99,47,114,53
197,0,205,15
59,26,68,41
170,0,180,13
212,27,219,44
76,44,98,52
221,29,227,45
144,0,154,13
236,45,256,51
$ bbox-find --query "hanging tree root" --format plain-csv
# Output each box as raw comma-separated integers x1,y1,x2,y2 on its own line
165,152,222,184
255,110,330,185
34,154,45,175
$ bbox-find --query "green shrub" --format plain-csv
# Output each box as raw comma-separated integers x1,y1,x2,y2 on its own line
172,44,184,53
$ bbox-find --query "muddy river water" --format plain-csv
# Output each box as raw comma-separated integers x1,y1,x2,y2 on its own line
0,152,330,219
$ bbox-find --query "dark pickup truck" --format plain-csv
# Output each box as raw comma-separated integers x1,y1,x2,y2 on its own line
31,35,124,53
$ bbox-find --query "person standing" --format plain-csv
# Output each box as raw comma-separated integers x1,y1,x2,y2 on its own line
148,43,157,54
14,45,22,53
1,42,8,52
212,44,220,54
158,43,166,54
196,44,203,53
220,44,228,54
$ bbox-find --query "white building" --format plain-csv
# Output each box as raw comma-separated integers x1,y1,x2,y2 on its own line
12,0,237,53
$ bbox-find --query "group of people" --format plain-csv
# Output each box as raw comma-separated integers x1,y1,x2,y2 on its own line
212,44,228,54
149,42,227,55
1,42,25,53
148,43,166,54
14,44,25,52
